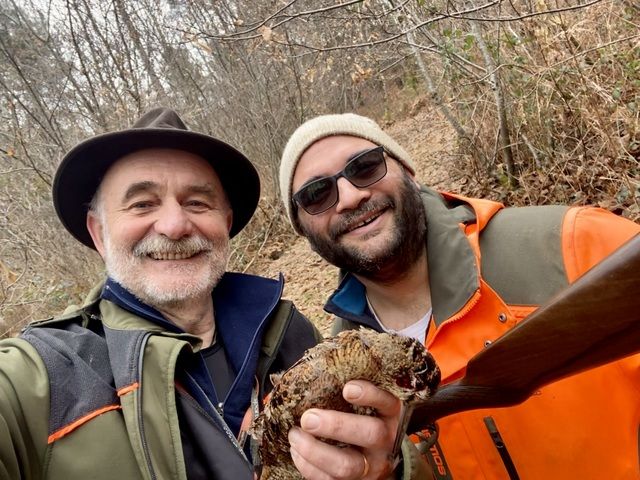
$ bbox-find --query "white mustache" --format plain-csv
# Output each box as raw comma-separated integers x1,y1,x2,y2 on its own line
132,235,212,258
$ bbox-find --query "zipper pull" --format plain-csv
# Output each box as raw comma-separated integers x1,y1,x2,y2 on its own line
217,402,224,415
483,416,520,480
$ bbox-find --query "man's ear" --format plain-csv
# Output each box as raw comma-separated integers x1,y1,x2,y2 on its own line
87,213,107,258
226,208,233,234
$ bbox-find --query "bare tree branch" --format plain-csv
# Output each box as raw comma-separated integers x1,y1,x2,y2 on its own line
440,0,603,23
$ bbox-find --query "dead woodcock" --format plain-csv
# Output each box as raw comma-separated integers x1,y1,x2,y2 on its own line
251,329,441,480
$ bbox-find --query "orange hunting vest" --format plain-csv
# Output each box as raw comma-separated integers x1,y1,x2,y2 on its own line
420,193,640,479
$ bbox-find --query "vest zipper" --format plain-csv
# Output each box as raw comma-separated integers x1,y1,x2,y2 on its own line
137,333,157,480
185,371,250,463
483,416,520,480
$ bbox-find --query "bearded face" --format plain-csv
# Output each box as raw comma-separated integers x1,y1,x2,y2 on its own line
87,149,234,309
301,170,426,281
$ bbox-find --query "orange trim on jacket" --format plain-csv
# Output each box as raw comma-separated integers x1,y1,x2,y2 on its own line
117,382,139,396
47,405,121,444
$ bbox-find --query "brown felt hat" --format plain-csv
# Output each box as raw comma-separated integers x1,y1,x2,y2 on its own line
53,107,260,249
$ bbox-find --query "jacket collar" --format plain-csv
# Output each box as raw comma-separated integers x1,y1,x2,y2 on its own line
421,187,479,324
100,272,284,435
101,273,283,347
101,278,183,334
325,186,483,327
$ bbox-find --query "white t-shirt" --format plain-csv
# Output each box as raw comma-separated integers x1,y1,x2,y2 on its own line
366,295,431,343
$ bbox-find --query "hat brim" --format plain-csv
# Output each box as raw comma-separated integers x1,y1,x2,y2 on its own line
53,128,260,249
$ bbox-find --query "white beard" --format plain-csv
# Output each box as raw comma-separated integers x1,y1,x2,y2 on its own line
102,229,229,308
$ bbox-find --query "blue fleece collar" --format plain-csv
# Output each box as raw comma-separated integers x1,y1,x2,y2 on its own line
101,279,181,332
101,273,284,435
325,274,380,331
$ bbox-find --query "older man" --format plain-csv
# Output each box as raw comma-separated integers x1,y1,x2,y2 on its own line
0,108,327,479
279,113,640,480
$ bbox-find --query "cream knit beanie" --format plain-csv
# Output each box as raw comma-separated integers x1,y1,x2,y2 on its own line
279,113,415,234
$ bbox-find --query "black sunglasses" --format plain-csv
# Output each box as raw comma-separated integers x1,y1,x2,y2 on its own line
293,146,388,215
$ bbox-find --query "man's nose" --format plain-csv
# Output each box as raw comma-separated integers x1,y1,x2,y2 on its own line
152,202,193,239
334,177,371,213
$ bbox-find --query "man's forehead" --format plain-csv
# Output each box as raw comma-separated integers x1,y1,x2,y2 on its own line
121,180,216,199
92,150,229,210
297,135,377,172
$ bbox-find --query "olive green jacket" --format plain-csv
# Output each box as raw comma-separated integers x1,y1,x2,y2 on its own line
0,277,322,479
1,274,433,479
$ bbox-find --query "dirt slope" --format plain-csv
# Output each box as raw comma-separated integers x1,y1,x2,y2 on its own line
248,105,465,335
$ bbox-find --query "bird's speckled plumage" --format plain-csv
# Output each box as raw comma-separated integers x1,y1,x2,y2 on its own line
251,329,440,480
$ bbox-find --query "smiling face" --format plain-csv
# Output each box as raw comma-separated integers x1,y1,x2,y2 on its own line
87,148,233,308
292,135,427,280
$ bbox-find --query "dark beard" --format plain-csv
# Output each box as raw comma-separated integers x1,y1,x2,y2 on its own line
302,174,426,282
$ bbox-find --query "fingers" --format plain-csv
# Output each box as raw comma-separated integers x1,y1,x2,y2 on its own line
287,380,402,479
300,409,390,450
289,428,394,480
343,381,402,418
289,427,369,480
298,380,401,449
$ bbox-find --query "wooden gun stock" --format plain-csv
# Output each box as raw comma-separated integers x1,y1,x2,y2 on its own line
408,233,640,432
